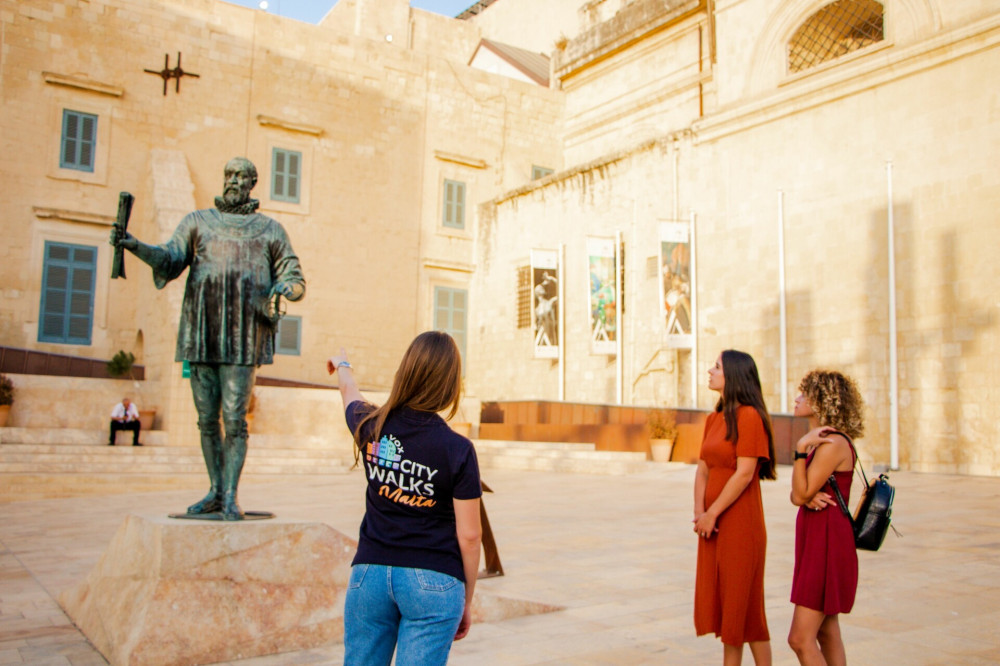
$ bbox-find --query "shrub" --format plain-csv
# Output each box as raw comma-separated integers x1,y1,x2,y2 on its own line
0,373,13,406
107,350,136,378
648,409,677,440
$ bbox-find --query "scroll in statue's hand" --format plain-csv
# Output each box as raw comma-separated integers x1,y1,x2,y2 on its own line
111,229,139,251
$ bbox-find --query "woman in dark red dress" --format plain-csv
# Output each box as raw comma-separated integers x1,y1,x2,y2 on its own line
694,350,777,666
788,370,866,665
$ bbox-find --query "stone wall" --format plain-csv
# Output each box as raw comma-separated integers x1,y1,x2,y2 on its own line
472,1,1000,475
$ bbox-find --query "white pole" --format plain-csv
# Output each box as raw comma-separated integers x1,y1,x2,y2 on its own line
558,242,566,401
887,162,899,470
616,229,623,405
778,190,788,411
690,210,698,409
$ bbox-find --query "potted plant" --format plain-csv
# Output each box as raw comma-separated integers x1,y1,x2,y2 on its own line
0,373,13,427
106,350,136,379
647,409,677,462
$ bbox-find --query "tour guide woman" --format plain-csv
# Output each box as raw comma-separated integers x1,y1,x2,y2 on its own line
694,350,777,666
328,331,482,665
787,370,865,665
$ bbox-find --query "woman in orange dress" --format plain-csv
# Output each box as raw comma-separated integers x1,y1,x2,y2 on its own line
694,350,777,666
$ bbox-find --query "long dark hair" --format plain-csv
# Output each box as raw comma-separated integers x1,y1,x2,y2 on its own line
352,331,463,465
714,350,776,480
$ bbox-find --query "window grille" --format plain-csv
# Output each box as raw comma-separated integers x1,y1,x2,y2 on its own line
788,0,884,74
516,265,531,328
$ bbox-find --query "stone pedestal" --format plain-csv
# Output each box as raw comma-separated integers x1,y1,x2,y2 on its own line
60,514,355,666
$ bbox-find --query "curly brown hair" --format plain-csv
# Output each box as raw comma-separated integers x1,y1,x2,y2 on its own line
799,370,865,439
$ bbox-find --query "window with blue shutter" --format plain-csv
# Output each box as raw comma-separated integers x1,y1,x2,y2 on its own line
434,286,467,371
38,241,97,345
275,315,302,355
60,110,98,172
271,148,302,203
442,179,466,229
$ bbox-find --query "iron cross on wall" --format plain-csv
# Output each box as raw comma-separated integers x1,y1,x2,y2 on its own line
144,52,200,96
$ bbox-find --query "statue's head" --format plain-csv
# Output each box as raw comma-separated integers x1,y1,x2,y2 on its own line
222,157,258,207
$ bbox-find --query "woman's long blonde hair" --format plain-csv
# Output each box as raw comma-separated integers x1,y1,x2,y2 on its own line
352,331,463,464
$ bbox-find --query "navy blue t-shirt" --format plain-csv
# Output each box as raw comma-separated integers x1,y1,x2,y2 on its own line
346,400,482,582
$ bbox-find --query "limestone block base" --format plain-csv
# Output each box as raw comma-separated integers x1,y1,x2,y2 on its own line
59,514,355,666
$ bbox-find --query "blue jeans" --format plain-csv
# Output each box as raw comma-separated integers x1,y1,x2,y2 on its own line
344,564,466,666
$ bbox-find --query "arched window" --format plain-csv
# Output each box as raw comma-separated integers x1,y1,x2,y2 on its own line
788,0,884,73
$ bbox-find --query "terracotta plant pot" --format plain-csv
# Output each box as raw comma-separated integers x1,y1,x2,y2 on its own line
650,438,674,462
0,404,10,428
138,409,156,431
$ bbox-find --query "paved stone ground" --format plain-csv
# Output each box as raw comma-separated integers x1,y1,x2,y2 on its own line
1,465,998,665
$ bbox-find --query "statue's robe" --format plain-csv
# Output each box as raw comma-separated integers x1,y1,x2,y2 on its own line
149,208,305,367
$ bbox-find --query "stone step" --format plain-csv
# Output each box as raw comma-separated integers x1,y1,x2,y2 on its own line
0,445,348,472
0,437,353,503
0,443,348,461
0,427,331,449
473,439,670,475
0,472,339,503
475,439,599,452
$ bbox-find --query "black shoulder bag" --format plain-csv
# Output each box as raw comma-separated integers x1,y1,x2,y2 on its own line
826,432,898,552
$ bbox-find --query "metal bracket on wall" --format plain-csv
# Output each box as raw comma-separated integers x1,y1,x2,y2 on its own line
143,52,200,96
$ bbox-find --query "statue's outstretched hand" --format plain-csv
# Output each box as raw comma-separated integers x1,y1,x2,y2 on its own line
111,229,139,251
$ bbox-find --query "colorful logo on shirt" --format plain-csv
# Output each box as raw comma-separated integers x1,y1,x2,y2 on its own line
366,435,403,470
364,432,439,508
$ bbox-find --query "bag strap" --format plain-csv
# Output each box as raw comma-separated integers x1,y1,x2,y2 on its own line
826,429,870,490
828,473,853,524
823,429,861,524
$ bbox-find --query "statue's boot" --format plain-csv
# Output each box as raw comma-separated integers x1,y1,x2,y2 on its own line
220,490,243,521
187,490,222,515
219,419,248,521
187,420,224,515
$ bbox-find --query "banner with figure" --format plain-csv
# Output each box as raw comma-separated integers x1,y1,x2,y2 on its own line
530,249,559,359
659,221,693,348
587,236,617,355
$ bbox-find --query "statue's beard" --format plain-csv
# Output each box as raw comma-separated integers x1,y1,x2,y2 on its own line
214,195,260,215
224,187,247,206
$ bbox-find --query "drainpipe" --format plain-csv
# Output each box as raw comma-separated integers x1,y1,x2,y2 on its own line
778,190,788,411
690,209,698,409
887,162,899,470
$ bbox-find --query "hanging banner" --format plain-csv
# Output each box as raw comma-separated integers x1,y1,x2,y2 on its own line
587,236,617,355
659,221,693,348
530,249,559,359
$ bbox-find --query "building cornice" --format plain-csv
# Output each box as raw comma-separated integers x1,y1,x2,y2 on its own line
256,115,324,136
42,72,123,97
33,207,116,227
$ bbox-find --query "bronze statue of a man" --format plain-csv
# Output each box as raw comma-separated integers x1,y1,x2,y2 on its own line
113,157,305,519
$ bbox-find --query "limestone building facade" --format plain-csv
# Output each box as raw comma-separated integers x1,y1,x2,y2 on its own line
2,0,997,475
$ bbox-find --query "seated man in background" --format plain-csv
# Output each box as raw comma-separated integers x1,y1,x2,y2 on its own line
109,397,141,446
